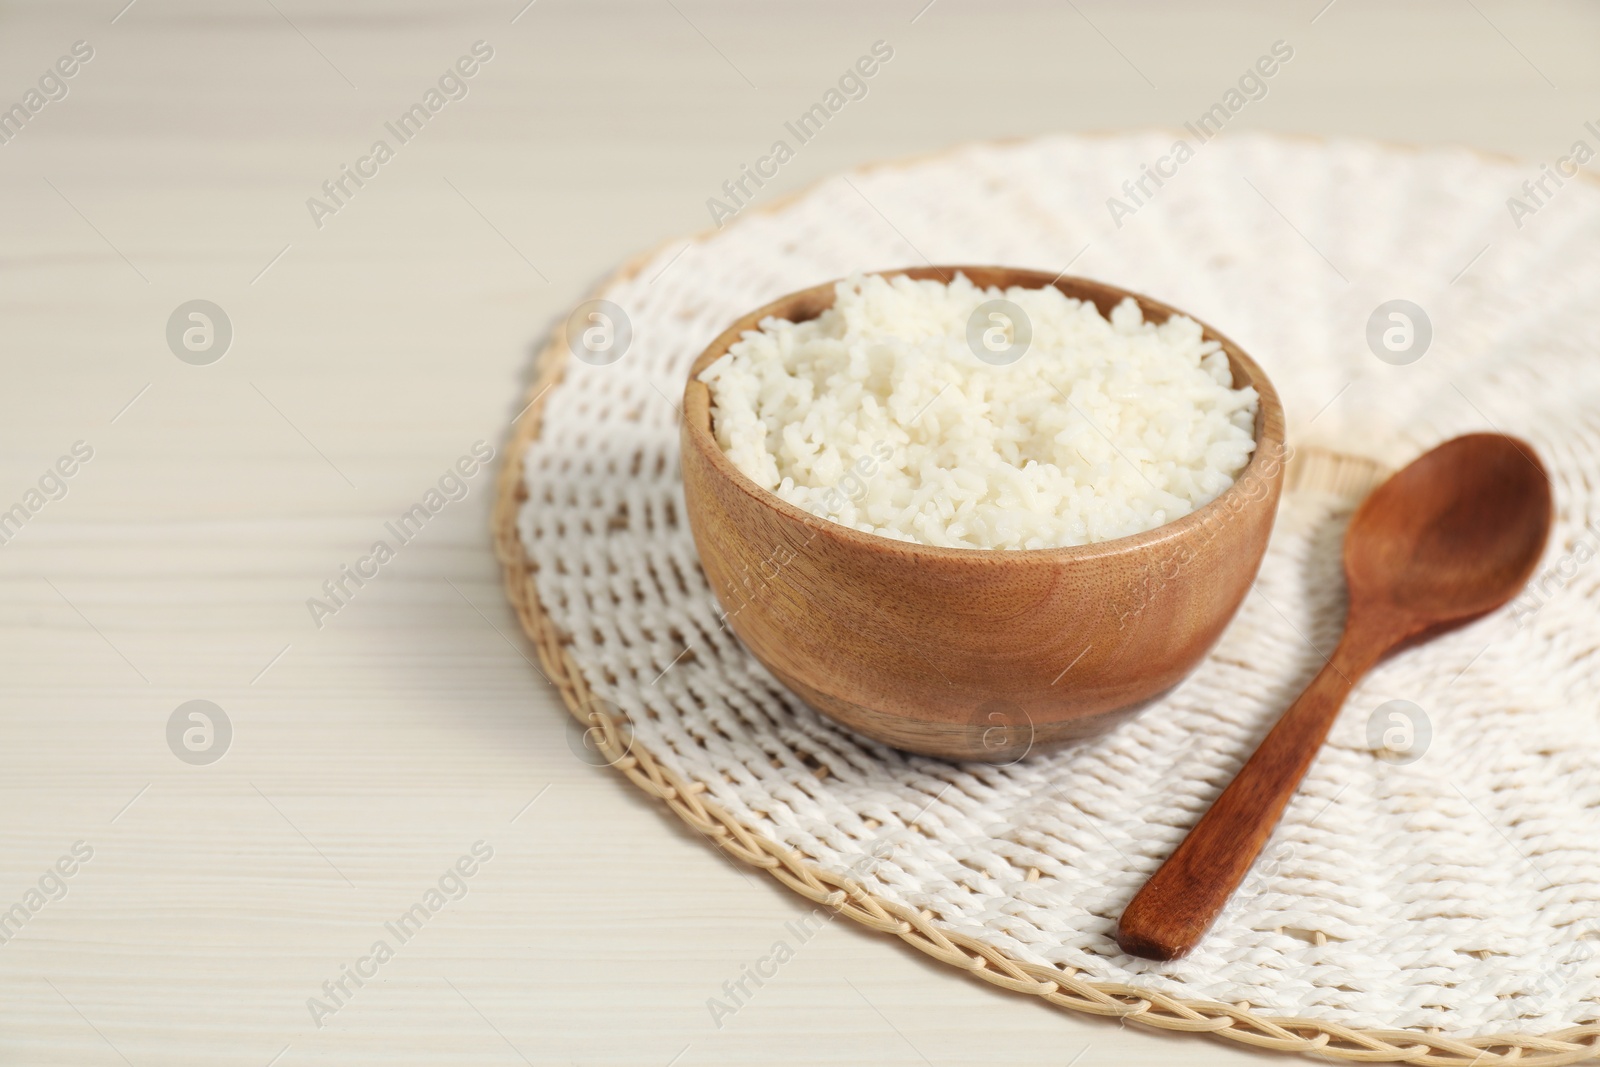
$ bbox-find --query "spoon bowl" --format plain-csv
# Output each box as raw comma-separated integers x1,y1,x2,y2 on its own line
1116,433,1553,961
1346,433,1554,628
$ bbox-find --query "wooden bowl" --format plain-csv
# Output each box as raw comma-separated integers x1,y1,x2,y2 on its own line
680,267,1288,762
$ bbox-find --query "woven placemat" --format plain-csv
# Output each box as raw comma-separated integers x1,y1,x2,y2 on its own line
494,133,1600,1064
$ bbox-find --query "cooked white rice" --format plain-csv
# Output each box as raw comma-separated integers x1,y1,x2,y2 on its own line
698,273,1259,550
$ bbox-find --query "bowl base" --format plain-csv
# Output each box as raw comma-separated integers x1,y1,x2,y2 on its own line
769,663,1165,762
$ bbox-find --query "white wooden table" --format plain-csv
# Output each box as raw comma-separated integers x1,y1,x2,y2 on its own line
2,1,1595,1062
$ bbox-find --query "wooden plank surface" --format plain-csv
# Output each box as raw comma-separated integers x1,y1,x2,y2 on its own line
1,1,1595,1062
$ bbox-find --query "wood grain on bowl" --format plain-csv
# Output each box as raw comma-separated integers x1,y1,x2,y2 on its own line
680,267,1288,762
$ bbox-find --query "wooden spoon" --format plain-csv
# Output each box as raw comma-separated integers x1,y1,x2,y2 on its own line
1115,433,1553,961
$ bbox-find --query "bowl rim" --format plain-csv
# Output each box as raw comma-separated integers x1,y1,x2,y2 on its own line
682,266,1289,563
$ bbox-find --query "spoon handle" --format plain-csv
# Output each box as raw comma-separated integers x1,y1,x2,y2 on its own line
1115,633,1381,960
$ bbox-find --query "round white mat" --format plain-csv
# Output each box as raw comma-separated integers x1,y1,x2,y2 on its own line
515,133,1600,1040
